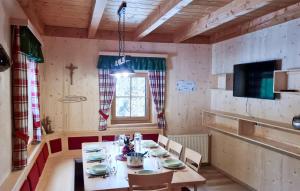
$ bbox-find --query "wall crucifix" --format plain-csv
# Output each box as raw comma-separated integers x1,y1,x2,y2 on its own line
65,63,78,85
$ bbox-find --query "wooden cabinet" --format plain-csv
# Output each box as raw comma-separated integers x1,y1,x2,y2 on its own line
203,110,300,159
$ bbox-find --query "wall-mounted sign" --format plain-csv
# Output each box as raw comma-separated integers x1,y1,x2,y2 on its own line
176,80,197,92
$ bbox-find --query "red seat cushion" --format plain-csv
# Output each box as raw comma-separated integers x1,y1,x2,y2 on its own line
42,143,49,160
27,163,40,191
20,179,30,191
49,138,62,153
142,134,159,142
102,135,115,142
68,136,99,150
36,151,46,175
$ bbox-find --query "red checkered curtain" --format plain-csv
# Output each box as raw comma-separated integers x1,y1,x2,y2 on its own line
11,26,29,169
98,69,116,130
148,71,166,129
29,61,42,143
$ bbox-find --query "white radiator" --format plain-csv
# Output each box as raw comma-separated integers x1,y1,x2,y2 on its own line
168,134,210,163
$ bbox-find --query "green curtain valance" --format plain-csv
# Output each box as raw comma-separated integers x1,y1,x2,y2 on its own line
97,55,166,71
20,26,44,63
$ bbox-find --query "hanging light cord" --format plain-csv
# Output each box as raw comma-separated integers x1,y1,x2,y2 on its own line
117,6,126,58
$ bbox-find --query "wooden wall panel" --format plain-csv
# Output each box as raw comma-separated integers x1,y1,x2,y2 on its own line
210,18,300,191
211,131,300,191
40,37,212,135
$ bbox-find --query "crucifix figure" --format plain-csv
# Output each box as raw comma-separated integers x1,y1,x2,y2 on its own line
65,63,78,85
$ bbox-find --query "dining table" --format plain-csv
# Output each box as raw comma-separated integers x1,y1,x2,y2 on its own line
82,140,206,191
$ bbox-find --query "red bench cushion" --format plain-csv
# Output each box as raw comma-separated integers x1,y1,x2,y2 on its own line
68,136,99,150
102,135,115,142
20,179,30,191
142,133,159,142
36,151,46,175
42,143,49,160
49,138,62,153
27,163,40,191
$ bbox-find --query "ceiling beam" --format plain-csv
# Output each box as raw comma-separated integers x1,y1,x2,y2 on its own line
211,2,300,43
17,0,44,35
88,0,107,38
173,0,300,43
134,0,194,41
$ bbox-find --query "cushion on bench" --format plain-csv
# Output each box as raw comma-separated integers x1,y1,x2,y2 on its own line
19,178,30,191
68,136,99,150
27,162,40,191
49,138,62,153
36,151,46,175
102,135,115,142
42,143,49,160
142,133,159,142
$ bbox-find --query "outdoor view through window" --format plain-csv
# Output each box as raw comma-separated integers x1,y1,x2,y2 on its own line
112,73,150,123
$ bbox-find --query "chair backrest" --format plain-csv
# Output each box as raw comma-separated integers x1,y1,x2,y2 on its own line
158,134,169,148
167,140,183,159
128,171,173,191
184,147,202,172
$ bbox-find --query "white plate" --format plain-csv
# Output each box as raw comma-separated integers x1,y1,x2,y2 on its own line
86,164,108,175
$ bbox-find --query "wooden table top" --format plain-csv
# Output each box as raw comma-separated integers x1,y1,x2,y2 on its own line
82,141,206,191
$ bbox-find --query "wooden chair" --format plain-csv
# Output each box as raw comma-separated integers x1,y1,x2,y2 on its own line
158,134,169,148
167,140,183,159
182,147,202,191
128,171,174,191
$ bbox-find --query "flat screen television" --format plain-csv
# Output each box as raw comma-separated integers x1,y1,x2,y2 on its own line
233,60,280,100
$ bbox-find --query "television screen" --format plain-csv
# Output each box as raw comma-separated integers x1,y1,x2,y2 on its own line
233,60,279,100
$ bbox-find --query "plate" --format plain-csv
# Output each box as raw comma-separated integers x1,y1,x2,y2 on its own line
162,159,185,169
86,164,108,175
142,141,159,148
150,149,169,157
86,153,106,161
85,145,101,152
137,170,157,175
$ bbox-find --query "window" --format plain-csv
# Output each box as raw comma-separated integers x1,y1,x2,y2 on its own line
112,73,151,124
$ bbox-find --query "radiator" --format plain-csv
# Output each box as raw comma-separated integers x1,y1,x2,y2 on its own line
168,134,209,163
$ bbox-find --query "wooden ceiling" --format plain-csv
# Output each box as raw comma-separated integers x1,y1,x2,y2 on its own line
17,0,300,44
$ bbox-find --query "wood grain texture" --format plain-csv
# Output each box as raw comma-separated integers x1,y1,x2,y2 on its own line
88,0,107,38
35,0,93,28
40,37,212,135
174,0,300,42
211,2,300,43
134,0,194,40
211,130,300,191
17,0,45,34
210,17,300,191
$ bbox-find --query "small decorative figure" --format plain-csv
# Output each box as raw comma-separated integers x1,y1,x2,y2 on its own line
41,116,54,134
122,136,134,156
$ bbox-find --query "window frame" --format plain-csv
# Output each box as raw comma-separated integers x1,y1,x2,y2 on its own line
111,73,152,124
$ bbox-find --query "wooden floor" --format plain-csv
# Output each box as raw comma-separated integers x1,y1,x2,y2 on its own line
37,156,250,191
197,166,250,191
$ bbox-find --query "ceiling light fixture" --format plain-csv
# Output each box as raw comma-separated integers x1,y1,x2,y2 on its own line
110,1,134,78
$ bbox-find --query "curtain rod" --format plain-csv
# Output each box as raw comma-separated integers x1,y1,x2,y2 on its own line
99,51,168,58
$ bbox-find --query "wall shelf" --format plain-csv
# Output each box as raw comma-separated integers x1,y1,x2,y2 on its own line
274,69,300,94
202,110,300,159
210,73,233,91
